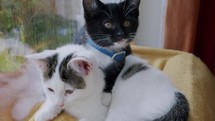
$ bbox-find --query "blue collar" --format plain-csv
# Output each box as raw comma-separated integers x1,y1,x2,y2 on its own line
87,39,126,62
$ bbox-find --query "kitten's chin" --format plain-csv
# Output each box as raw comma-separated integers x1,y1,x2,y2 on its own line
108,39,129,52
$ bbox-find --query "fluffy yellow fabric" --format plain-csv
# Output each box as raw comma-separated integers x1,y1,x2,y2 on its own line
1,45,215,121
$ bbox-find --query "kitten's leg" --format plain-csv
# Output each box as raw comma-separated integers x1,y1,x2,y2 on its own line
101,92,112,106
12,96,42,121
35,101,62,121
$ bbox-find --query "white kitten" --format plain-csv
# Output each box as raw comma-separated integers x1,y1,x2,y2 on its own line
105,55,189,121
27,44,108,121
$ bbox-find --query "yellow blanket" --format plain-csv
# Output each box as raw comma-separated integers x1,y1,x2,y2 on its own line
2,45,215,121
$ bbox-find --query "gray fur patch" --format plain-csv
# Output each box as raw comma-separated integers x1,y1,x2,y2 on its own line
59,54,86,89
153,92,189,121
121,63,148,80
43,54,58,80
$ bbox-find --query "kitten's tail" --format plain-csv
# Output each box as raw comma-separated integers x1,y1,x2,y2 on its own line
153,92,189,121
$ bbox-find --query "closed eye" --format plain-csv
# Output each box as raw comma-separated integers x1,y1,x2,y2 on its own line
48,88,54,92
65,90,74,95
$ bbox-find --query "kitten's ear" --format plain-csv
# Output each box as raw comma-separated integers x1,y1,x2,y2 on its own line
26,50,55,60
83,0,103,15
125,0,140,7
26,50,56,72
67,53,95,76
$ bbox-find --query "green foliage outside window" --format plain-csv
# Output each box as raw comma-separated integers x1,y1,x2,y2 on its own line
0,0,75,72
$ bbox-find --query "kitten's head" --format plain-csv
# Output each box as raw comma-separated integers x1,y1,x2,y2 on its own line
83,0,140,51
26,45,100,108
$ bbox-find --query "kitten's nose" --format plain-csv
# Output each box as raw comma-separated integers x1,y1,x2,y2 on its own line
116,36,123,41
59,104,64,108
116,31,125,41
117,31,125,37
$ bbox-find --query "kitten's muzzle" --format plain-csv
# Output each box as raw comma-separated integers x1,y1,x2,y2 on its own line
60,103,64,108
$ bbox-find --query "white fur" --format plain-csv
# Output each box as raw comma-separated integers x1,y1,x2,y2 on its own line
0,37,44,121
101,0,123,4
11,60,44,121
105,55,178,121
85,44,117,106
0,60,44,121
85,44,113,69
29,44,108,121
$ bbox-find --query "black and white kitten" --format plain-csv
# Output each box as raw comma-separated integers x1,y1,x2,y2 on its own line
27,44,108,121
74,0,140,104
105,55,189,121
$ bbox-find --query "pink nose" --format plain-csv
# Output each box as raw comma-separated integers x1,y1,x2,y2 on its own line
60,104,64,108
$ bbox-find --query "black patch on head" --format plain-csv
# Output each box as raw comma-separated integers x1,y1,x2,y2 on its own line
121,63,148,80
83,0,140,47
153,92,189,121
59,54,86,89
43,54,58,80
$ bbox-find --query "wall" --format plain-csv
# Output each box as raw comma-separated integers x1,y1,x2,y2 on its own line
135,0,166,48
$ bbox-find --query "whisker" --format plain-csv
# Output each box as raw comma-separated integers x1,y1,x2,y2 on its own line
90,34,111,41
97,40,107,46
124,7,136,17
89,32,108,35
90,34,110,39
108,4,113,17
102,10,112,18
90,33,107,35
103,41,112,47
97,38,112,47
91,37,106,41
123,0,127,14
124,4,133,16
90,34,110,37
91,35,108,39
90,33,109,36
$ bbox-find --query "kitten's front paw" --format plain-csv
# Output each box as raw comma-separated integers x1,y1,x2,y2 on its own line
34,111,45,121
34,111,52,121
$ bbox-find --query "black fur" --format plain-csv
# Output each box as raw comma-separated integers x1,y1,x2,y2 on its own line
43,53,58,80
83,0,139,47
74,0,140,93
153,92,189,121
59,54,86,89
102,45,131,92
122,63,148,80
75,0,140,48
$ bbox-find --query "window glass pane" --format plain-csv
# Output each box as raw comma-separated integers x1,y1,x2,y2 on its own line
0,0,79,73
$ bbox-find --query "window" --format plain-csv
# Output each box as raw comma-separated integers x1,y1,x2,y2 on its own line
0,0,82,72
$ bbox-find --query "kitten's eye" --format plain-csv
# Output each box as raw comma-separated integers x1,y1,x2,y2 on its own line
123,20,131,27
65,90,74,94
48,88,54,92
104,22,113,29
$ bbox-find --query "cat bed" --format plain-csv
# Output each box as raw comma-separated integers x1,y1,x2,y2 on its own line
1,45,215,121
